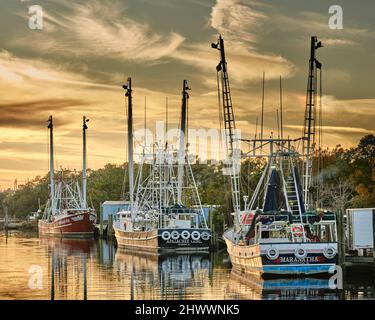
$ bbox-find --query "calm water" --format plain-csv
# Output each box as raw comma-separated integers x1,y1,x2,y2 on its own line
0,231,374,300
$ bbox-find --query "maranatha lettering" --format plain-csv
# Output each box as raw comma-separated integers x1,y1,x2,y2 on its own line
279,256,320,264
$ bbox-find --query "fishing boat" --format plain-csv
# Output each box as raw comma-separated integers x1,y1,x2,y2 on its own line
212,35,338,276
113,78,211,252
38,116,96,238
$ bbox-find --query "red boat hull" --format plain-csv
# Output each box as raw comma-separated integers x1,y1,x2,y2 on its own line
38,211,96,238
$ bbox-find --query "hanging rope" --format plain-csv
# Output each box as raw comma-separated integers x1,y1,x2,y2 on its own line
217,71,223,161
186,93,189,149
317,67,323,207
217,69,231,218
121,94,128,200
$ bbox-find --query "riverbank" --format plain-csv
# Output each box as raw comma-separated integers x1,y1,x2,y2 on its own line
0,220,38,232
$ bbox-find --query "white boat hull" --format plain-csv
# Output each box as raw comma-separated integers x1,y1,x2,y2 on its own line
224,231,338,276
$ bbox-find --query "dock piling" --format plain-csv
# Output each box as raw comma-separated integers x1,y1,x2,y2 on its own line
4,204,9,231
99,202,103,237
337,209,345,266
83,255,87,300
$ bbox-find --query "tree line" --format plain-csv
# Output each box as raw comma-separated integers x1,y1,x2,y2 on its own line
1,135,374,234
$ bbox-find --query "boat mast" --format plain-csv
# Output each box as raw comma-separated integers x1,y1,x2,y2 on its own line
82,116,89,209
123,78,135,221
212,35,241,214
177,80,190,204
47,116,55,215
302,36,322,210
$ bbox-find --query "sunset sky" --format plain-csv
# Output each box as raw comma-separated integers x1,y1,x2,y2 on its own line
0,0,374,189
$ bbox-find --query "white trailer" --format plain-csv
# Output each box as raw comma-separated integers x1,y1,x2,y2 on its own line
346,208,374,252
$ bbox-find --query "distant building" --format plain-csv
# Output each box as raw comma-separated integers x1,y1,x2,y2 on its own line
101,201,130,222
195,205,219,225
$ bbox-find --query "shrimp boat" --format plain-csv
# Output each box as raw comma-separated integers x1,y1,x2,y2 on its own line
212,35,338,276
113,78,211,252
39,116,96,238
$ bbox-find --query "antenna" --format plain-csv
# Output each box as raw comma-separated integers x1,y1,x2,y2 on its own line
260,72,265,144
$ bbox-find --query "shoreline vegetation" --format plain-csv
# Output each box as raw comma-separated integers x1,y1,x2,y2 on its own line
0,135,374,235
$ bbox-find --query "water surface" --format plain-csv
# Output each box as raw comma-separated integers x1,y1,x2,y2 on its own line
0,231,374,300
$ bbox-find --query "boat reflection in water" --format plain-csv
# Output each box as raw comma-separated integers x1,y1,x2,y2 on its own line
114,249,212,299
225,268,341,300
41,237,96,300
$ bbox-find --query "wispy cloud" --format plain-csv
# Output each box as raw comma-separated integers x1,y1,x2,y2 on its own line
0,50,117,92
322,38,356,46
171,0,295,83
12,0,185,63
210,0,266,46
284,125,373,134
0,99,89,128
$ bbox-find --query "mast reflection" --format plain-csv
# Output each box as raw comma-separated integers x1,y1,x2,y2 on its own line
114,249,212,299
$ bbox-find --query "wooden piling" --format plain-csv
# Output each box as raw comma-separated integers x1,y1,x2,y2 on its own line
83,255,87,300
209,209,213,247
337,209,345,266
4,205,8,231
51,253,55,301
99,202,103,237
108,214,113,239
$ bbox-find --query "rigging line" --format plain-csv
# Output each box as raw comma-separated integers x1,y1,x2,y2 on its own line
165,96,168,148
186,93,189,149
260,72,265,150
217,71,224,162
319,68,323,183
280,75,284,141
302,64,311,149
318,68,324,206
217,69,230,222
122,91,128,200
276,108,280,140
144,96,147,149
46,125,50,180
